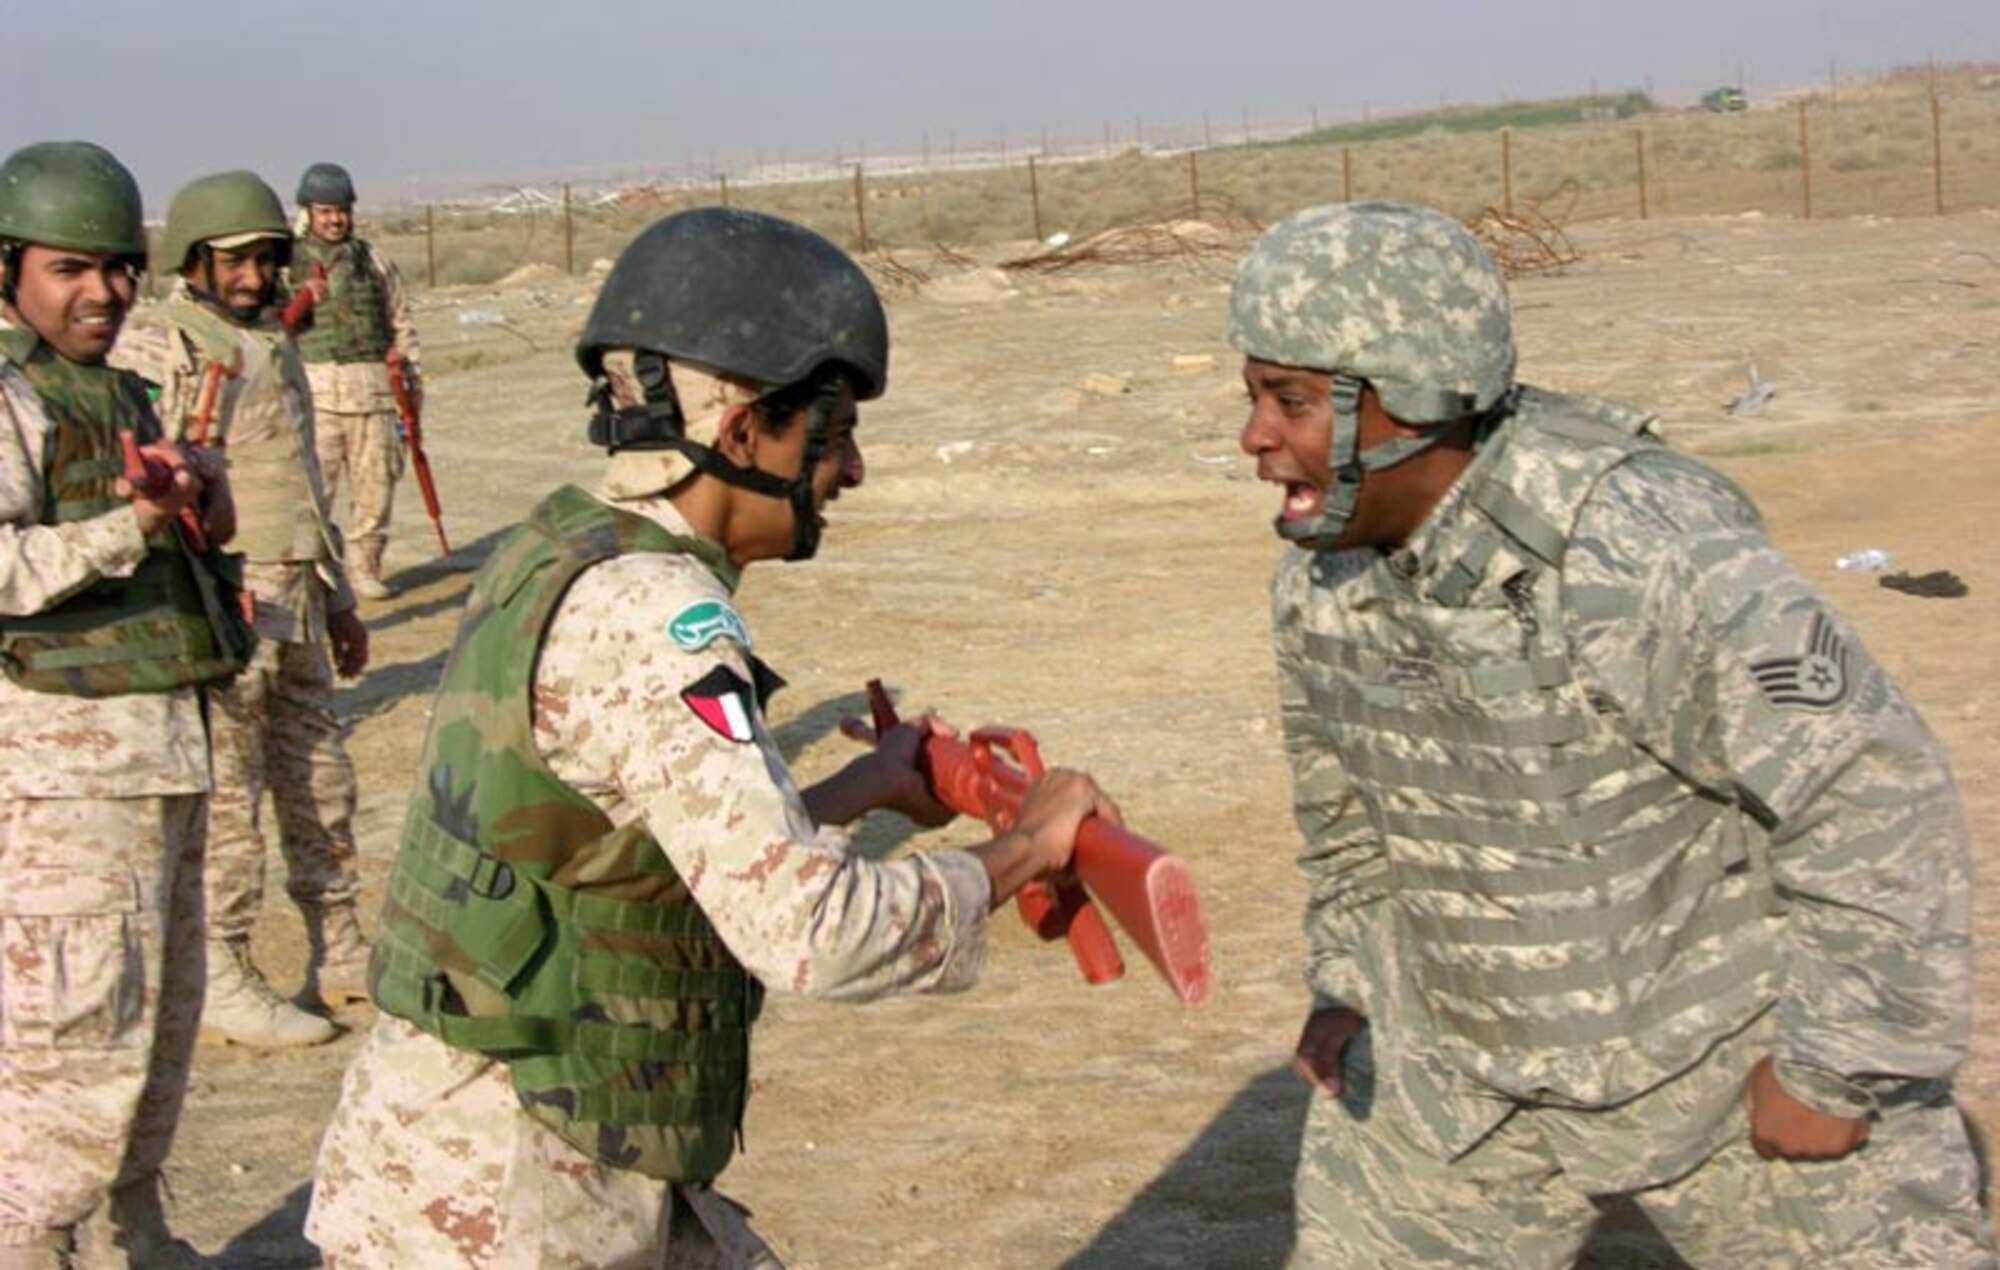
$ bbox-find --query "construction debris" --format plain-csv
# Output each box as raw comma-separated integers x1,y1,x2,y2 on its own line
998,199,1261,277
1468,182,1582,277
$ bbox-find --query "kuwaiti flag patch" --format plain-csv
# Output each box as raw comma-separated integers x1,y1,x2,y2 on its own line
681,665,759,743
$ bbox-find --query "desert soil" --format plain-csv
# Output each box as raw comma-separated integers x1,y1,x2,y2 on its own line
164,207,2000,1267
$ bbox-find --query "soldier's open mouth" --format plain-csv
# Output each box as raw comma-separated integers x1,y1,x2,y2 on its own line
1281,482,1324,521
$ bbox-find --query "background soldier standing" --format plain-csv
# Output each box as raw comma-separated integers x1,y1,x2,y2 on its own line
0,141,244,1269
288,162,420,601
306,209,1114,1267
116,172,372,1050
1232,202,1994,1265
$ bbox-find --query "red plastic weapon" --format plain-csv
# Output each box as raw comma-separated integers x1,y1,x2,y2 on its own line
866,679,1213,1006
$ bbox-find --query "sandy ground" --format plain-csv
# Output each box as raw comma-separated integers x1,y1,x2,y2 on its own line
164,208,2000,1267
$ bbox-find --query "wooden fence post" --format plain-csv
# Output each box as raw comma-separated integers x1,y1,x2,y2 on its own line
1634,129,1648,220
1028,154,1044,242
1342,146,1353,203
719,174,730,208
1188,150,1201,215
424,204,437,289
1930,93,1945,215
562,183,574,275
851,164,870,251
1797,101,1813,220
1501,128,1513,217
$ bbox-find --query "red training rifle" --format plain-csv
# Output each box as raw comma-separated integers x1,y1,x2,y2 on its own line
387,351,450,556
865,679,1213,1006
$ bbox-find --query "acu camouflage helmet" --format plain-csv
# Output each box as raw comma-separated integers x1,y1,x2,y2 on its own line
159,170,291,275
296,162,356,207
0,141,146,260
1228,200,1515,426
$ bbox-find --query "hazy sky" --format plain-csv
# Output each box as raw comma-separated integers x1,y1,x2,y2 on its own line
5,0,1994,205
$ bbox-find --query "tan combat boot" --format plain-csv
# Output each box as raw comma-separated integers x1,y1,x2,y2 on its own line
200,937,336,1048
350,541,393,601
297,902,372,1012
71,1175,205,1269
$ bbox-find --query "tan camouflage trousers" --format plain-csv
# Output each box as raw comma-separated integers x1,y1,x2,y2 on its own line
314,407,403,579
0,795,206,1246
205,636,359,942
307,1017,782,1269
1292,1026,1996,1267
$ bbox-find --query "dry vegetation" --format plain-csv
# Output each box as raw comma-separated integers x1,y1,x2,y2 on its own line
363,65,2000,288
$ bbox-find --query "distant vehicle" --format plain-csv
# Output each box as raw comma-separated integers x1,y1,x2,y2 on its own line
1701,86,1749,112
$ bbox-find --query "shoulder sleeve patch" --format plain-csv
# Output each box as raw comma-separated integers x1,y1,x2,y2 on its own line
667,598,752,652
681,664,758,743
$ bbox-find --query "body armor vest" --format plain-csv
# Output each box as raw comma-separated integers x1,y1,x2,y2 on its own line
1293,388,1780,1107
165,298,334,564
372,484,761,1182
291,237,393,365
0,328,253,696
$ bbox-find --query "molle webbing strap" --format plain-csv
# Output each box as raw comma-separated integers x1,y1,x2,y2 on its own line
1301,629,1571,698
1387,795,1732,898
1425,937,1775,1051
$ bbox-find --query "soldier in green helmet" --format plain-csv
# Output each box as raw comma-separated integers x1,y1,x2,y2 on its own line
1231,202,1994,1264
0,140,244,1269
305,208,1116,1267
116,170,373,1053
286,162,421,600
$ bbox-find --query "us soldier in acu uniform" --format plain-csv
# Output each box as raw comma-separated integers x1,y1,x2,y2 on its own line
1232,202,1994,1266
306,209,1116,1268
0,141,249,1269
116,172,372,1050
288,162,421,600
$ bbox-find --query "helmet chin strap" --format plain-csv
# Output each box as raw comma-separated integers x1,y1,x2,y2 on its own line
586,356,838,561
1276,373,1463,549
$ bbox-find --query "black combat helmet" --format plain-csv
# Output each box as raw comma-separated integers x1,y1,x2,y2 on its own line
576,208,887,563
296,162,357,207
577,207,887,400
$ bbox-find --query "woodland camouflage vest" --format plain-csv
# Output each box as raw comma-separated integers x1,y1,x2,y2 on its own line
291,237,392,365
165,297,334,564
0,328,253,696
1291,388,1781,1108
371,484,761,1182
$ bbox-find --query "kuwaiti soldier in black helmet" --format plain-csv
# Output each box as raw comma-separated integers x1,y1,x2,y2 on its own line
286,161,422,601
115,170,375,1053
0,141,244,1270
306,208,1118,1267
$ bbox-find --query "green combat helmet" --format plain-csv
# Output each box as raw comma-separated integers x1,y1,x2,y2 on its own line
0,141,146,280
1228,200,1517,545
296,162,356,207
159,170,291,275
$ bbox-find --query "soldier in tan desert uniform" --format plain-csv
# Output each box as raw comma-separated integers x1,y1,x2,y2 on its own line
1233,203,1993,1265
306,208,1116,1268
116,172,372,1050
0,141,248,1269
287,162,420,600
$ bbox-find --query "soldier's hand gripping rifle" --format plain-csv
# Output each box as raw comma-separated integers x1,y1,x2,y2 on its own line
865,680,1213,1005
387,350,451,556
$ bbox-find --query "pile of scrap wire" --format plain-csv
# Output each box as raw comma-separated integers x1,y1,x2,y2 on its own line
1468,184,1581,278
999,198,1262,277
860,249,932,295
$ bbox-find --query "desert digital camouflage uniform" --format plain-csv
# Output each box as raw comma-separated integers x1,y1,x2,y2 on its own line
116,282,363,1040
1231,204,1994,1266
0,334,210,1259
289,229,419,595
307,484,990,1268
